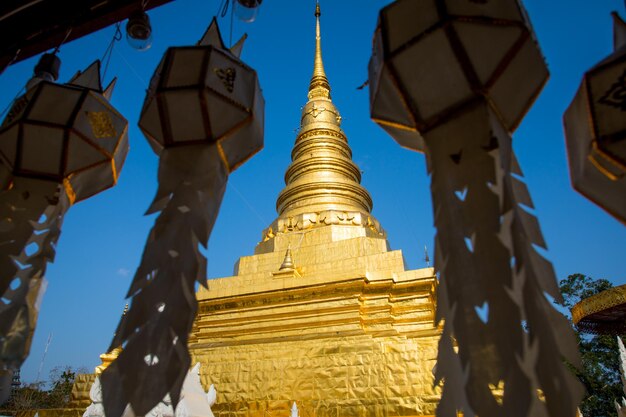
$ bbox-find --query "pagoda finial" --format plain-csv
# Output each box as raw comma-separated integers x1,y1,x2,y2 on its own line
260,0,378,239
308,1,330,99
279,246,295,271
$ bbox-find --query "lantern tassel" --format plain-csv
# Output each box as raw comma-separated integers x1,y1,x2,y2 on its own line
101,144,228,417
0,179,69,373
496,125,584,417
428,103,583,417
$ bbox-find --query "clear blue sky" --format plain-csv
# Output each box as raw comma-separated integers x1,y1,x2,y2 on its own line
0,0,624,384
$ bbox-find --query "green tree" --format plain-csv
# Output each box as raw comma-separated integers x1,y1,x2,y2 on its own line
0,365,87,412
558,273,624,417
45,366,77,408
4,382,48,411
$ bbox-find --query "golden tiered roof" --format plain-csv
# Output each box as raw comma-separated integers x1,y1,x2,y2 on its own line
572,284,626,334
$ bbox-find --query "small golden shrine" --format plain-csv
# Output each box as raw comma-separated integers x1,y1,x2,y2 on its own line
189,4,441,416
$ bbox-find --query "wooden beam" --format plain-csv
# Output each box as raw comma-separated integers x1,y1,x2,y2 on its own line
0,0,174,74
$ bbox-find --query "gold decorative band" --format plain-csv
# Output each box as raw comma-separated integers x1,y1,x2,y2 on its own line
63,178,76,205
216,142,231,173
571,284,626,325
588,140,625,181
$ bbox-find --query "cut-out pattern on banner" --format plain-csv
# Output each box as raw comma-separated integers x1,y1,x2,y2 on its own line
0,60,128,399
101,19,264,417
368,1,584,416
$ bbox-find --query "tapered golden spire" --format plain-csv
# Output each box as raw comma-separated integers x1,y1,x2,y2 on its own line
257,2,384,251
309,2,331,99
274,2,372,218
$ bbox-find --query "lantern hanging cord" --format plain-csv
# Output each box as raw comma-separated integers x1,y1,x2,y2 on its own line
216,0,229,18
114,48,147,88
230,183,267,226
52,27,73,55
101,23,123,83
229,0,234,47
2,50,21,74
214,0,233,46
1,23,68,119
0,85,25,121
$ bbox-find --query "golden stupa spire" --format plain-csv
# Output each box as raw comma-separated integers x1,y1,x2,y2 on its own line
308,2,331,99
273,2,373,219
257,2,384,251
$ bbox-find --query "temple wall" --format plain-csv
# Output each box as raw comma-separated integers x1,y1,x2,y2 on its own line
191,256,441,417
68,373,95,409
193,334,440,417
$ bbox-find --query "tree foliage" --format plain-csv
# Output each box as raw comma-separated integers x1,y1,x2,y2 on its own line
46,366,77,408
0,365,87,412
558,273,624,417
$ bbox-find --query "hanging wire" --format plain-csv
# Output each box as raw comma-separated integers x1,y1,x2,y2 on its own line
229,0,234,47
0,26,72,121
114,48,148,88
230,182,267,226
101,23,123,83
0,86,26,122
214,0,235,46
52,28,73,55
217,0,229,18
3,49,22,74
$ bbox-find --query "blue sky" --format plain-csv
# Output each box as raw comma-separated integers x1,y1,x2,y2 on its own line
1,0,624,384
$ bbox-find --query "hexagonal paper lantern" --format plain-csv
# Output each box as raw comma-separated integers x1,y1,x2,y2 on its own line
102,20,264,417
368,0,548,152
368,2,584,416
0,58,129,385
564,12,626,224
0,60,129,203
139,17,264,172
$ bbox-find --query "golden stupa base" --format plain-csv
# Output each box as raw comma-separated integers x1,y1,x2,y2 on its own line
190,224,441,417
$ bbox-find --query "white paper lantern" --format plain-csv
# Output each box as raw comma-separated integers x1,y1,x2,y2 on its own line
139,19,263,171
369,0,548,152
0,58,128,380
368,1,583,416
564,12,626,224
101,20,264,417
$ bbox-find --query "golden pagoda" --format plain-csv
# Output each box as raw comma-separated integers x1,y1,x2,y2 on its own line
189,4,441,416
